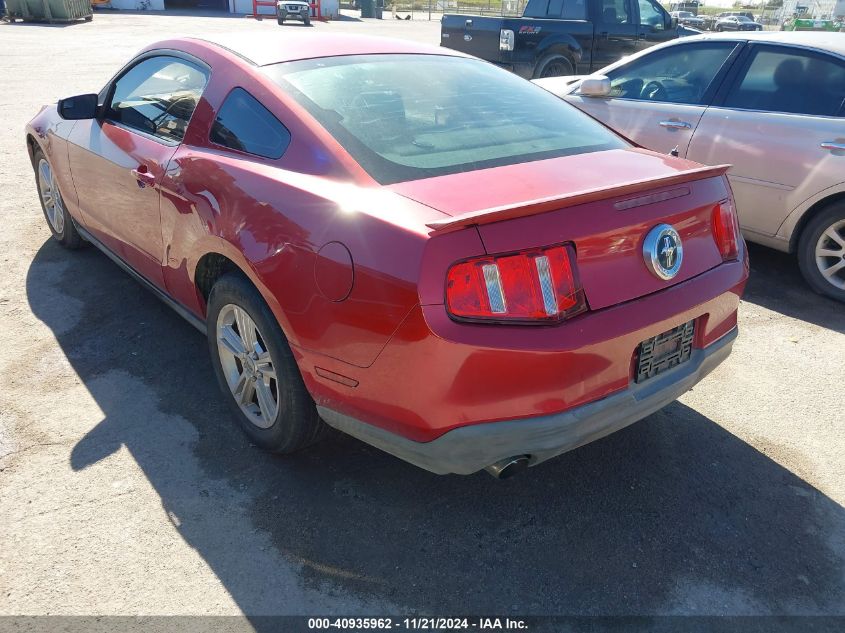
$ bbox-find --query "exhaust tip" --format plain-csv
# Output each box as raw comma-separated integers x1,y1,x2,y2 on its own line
484,455,530,480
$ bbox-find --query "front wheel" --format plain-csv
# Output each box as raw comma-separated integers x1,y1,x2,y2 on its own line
797,203,845,302
303,12,310,25
207,273,326,452
277,11,286,23
33,148,84,249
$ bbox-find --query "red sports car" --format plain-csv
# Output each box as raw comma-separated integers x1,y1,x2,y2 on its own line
26,34,748,478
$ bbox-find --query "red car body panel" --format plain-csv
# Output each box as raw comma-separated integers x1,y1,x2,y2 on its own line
25,33,748,470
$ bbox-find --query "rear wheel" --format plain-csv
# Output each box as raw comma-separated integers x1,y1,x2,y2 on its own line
33,148,84,249
533,54,574,79
207,273,325,452
797,202,845,302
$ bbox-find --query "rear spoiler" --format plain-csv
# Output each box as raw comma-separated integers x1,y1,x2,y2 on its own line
425,164,731,234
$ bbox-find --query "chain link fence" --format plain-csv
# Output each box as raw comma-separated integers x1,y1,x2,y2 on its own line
387,0,526,19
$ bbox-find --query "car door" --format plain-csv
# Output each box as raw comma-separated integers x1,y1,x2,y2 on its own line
566,40,741,155
67,54,209,287
591,0,639,71
687,44,845,237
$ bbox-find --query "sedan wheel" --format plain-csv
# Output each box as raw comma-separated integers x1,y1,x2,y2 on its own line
206,273,325,452
216,303,279,429
814,219,845,291
32,148,84,249
798,203,845,302
38,158,65,235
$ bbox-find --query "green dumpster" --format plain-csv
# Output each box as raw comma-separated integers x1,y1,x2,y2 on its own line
6,0,92,23
360,0,374,18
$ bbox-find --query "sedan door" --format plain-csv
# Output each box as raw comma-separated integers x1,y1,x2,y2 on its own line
67,55,209,287
565,40,741,155
687,44,845,238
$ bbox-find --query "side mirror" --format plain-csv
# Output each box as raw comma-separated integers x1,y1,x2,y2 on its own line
579,75,612,97
670,16,678,29
57,94,99,120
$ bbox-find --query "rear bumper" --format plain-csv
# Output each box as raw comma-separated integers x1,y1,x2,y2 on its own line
318,327,736,475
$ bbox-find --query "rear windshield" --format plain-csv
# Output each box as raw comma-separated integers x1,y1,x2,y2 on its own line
263,55,627,185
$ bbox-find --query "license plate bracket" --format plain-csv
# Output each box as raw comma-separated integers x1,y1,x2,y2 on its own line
635,320,695,383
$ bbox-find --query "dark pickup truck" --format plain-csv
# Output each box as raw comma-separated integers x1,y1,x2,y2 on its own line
441,0,697,79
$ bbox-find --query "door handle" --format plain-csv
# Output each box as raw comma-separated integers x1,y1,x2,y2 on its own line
131,167,156,188
820,141,845,151
659,120,692,129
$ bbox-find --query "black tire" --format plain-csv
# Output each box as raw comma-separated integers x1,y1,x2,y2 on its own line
277,13,285,23
533,53,575,79
32,147,85,249
303,12,310,25
797,202,845,303
206,273,326,452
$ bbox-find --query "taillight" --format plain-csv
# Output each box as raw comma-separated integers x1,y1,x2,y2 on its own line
445,244,587,323
713,198,740,261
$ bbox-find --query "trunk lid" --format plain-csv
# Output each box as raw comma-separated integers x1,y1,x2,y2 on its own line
390,149,731,310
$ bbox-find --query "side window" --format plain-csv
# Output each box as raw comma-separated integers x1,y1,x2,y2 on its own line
523,0,586,19
522,0,549,17
605,42,737,104
107,56,208,143
638,0,666,28
210,88,291,159
602,0,631,24
723,47,845,117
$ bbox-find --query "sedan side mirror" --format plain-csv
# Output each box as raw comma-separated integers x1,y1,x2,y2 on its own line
57,93,99,120
579,75,612,97
670,16,678,29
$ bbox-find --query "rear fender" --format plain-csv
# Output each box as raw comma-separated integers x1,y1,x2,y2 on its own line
778,182,845,252
533,35,584,67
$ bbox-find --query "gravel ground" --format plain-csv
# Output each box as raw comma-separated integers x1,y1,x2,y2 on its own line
0,11,843,619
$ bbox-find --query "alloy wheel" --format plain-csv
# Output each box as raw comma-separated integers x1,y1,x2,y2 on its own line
38,158,65,234
815,219,845,291
216,303,279,428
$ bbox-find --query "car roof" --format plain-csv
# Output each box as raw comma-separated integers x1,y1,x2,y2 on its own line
689,31,845,56
181,32,468,67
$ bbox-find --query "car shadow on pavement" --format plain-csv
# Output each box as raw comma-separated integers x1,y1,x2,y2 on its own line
743,243,845,334
26,238,845,617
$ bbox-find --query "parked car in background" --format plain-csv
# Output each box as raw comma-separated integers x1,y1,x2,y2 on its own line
276,0,311,25
671,10,705,29
715,15,763,31
26,33,748,478
703,11,756,30
536,32,845,302
440,0,699,78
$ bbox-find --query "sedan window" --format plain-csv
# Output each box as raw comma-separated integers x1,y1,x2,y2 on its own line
723,47,845,117
605,41,738,105
107,56,208,143
265,54,627,185
210,88,291,159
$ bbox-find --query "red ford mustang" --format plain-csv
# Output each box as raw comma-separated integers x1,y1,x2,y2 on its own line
26,34,748,478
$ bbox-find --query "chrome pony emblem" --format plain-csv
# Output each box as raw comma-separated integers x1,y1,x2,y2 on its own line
643,224,683,280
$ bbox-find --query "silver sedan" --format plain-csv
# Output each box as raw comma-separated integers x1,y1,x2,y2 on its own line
536,32,845,302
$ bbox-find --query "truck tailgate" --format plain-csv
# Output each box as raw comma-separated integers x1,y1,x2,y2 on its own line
441,14,505,58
